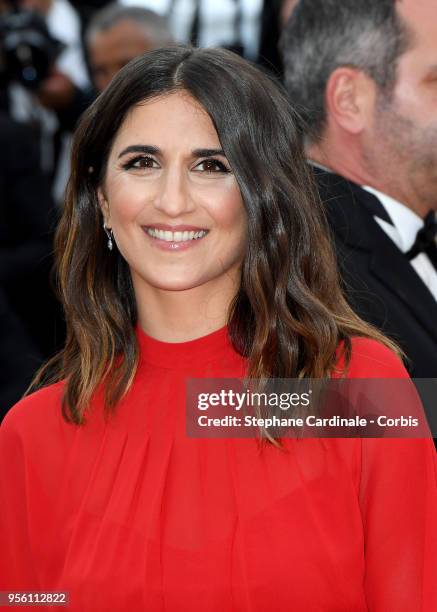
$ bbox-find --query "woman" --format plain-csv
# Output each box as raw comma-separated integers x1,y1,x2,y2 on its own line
0,46,435,611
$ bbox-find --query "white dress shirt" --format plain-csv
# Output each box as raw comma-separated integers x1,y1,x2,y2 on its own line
362,185,437,302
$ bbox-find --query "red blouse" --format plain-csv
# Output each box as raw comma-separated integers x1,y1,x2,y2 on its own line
0,326,436,611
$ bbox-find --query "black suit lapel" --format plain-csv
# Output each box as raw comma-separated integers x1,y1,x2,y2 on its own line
314,167,437,342
367,227,437,342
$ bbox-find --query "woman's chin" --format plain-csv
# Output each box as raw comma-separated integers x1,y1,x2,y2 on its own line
134,274,207,293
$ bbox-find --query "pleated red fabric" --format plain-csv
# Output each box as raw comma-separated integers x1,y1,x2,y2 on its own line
1,326,436,611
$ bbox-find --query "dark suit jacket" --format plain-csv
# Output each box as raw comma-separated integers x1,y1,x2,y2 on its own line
0,113,65,419
314,167,437,379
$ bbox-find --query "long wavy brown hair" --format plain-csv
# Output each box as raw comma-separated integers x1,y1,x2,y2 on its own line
27,46,400,446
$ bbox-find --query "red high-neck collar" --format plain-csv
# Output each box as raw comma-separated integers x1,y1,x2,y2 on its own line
135,323,235,369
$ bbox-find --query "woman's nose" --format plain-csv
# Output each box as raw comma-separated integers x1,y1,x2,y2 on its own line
153,167,196,217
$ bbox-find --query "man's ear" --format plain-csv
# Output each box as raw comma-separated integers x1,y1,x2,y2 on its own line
97,187,111,228
325,66,376,135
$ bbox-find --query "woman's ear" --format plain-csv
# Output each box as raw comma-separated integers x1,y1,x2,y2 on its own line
97,187,111,228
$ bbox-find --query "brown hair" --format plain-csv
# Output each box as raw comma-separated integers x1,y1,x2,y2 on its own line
28,46,401,447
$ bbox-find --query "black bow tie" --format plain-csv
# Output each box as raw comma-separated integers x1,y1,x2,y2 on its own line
405,211,437,269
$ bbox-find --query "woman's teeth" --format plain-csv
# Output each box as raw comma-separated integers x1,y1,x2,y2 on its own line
146,228,208,242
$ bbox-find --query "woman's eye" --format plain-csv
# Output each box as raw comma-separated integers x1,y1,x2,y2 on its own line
195,159,231,173
123,156,159,170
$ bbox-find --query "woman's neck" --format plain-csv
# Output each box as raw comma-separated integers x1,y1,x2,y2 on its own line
133,275,240,342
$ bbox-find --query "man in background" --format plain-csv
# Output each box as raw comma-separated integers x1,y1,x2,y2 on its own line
281,0,437,378
85,4,173,93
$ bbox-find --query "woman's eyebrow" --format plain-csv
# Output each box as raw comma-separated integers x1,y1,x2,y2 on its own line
117,146,226,159
192,148,225,158
118,145,160,158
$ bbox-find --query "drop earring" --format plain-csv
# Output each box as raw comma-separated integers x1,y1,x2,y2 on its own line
103,222,114,251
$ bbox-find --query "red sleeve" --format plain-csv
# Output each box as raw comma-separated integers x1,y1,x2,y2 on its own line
360,436,437,611
0,383,65,600
0,406,41,592
343,338,437,610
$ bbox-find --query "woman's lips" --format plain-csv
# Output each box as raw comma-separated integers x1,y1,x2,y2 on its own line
142,226,209,251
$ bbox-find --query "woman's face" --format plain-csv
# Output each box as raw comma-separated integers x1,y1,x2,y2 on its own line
98,91,247,296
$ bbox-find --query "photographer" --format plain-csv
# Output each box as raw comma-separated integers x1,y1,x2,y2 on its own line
0,0,90,201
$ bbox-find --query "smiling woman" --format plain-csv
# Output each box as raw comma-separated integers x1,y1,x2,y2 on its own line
0,46,436,612
97,92,246,301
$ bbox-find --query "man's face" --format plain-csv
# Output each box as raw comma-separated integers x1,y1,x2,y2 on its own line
368,0,437,213
88,19,155,92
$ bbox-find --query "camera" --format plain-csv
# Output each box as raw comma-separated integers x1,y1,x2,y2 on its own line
0,9,64,90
